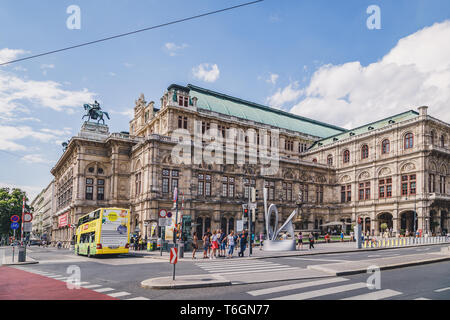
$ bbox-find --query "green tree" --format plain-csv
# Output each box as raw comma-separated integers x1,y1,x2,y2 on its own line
0,188,32,240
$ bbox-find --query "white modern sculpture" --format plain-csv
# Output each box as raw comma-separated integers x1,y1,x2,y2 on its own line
263,188,297,251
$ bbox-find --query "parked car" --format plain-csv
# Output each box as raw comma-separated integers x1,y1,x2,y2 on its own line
29,240,42,246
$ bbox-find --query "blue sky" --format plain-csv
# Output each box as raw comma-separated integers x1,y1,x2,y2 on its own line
1,0,450,200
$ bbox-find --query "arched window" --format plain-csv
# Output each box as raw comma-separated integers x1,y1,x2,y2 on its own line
431,131,436,145
361,145,369,160
404,133,414,150
327,155,333,166
382,139,390,154
441,135,446,148
343,150,350,164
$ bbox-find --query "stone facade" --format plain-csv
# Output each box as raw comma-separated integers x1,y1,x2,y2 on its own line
49,84,450,246
50,124,138,247
306,106,450,236
30,180,54,241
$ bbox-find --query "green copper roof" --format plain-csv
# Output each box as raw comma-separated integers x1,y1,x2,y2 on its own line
309,110,420,150
186,84,346,138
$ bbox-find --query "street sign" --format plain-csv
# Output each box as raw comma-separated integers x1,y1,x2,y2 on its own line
24,222,32,233
173,187,178,203
237,220,244,232
23,212,33,223
167,212,173,218
249,203,257,210
159,209,167,218
11,215,20,223
11,223,20,230
159,218,171,227
170,247,178,264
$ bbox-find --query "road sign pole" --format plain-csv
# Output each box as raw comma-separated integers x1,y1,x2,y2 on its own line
173,261,176,281
21,196,25,245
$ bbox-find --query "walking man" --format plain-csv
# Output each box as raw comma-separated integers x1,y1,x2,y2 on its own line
238,230,248,257
309,232,315,250
297,232,303,250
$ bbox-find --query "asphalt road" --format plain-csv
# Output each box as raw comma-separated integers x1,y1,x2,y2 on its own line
3,244,450,300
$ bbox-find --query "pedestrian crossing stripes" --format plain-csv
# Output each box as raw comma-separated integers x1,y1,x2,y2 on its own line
341,289,402,300
247,277,412,300
247,277,349,296
108,291,131,298
271,282,368,300
195,259,302,276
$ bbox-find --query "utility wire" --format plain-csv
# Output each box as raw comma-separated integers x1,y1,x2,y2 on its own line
0,0,264,66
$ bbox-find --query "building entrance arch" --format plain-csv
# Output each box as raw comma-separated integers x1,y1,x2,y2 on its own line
377,212,393,233
400,211,418,235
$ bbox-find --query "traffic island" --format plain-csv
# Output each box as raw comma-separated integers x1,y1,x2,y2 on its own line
141,274,231,290
307,248,450,276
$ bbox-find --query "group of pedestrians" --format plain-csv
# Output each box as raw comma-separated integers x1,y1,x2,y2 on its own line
192,228,249,259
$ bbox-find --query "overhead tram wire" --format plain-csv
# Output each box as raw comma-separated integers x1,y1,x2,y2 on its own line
0,0,264,67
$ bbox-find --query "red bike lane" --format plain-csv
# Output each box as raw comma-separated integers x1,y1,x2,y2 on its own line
0,266,118,300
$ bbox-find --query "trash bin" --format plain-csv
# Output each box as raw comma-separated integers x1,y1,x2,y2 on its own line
18,246,26,262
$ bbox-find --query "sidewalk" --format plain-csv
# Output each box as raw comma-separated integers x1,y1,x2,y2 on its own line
0,247,39,266
129,240,450,262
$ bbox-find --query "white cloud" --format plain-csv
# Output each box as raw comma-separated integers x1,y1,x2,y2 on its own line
111,108,134,120
266,82,302,108
164,42,188,56
0,57,95,119
192,63,220,83
41,64,55,76
21,154,48,164
0,125,72,151
267,73,279,85
13,66,27,72
0,48,28,65
289,20,450,129
108,72,117,77
124,62,134,68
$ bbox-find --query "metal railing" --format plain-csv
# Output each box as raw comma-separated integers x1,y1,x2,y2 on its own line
362,236,449,249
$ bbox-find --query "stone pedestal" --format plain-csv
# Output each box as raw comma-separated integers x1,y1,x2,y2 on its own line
263,240,296,251
79,122,109,140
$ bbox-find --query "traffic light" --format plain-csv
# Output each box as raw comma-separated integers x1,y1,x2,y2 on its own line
254,208,259,220
243,204,249,219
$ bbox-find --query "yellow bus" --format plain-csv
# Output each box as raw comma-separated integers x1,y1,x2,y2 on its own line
75,208,130,257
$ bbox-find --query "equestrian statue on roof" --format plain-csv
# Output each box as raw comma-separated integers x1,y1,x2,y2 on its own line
82,100,110,125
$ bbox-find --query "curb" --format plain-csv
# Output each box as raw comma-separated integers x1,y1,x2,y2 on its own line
141,275,232,290
2,261,39,266
307,254,450,276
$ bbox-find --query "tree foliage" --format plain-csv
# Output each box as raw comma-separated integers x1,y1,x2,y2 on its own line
0,188,32,239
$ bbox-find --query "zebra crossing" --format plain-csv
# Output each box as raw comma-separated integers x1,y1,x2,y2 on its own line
12,266,150,300
195,258,302,276
247,277,404,300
